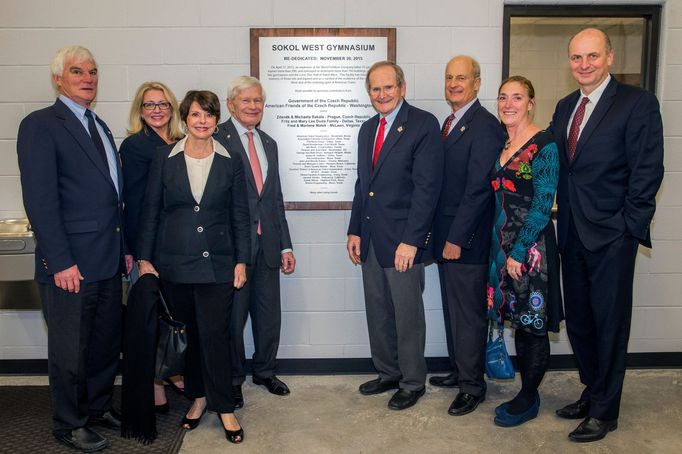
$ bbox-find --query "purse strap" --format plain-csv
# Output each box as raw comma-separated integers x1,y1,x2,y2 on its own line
158,290,174,321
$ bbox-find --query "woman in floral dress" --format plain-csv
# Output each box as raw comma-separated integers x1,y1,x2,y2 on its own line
488,76,563,427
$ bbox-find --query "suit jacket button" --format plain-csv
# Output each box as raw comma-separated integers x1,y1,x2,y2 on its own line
194,206,200,212
369,191,374,197
366,216,370,220
197,226,204,233
202,251,209,258
115,227,120,232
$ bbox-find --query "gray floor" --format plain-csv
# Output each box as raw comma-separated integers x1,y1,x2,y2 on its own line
180,370,681,454
3,370,681,453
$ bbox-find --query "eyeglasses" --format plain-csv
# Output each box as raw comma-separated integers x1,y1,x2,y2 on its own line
142,101,171,111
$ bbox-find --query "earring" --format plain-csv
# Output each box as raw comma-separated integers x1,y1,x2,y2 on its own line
214,126,219,134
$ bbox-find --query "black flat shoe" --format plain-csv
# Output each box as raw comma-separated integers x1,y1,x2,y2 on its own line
55,427,107,453
388,388,426,410
218,414,244,444
359,377,400,395
556,399,590,419
429,373,459,388
252,375,290,396
182,406,207,431
89,408,122,430
155,402,169,414
569,417,618,442
448,392,485,416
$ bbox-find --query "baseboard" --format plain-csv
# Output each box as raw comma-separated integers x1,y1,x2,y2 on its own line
2,352,680,376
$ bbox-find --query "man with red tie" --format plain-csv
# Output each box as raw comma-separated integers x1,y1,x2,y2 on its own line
347,61,443,410
551,28,664,442
215,76,295,408
431,55,505,416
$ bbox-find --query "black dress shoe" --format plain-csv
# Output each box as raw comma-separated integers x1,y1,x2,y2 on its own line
448,392,485,416
233,384,244,409
556,399,590,419
89,408,121,429
55,427,107,453
182,406,207,431
569,417,618,442
429,373,459,388
217,414,245,444
388,388,425,410
359,377,400,395
253,375,290,396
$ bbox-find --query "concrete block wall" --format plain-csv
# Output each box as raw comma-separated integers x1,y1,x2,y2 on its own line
0,0,680,361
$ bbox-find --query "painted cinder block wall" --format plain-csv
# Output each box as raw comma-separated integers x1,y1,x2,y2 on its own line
0,0,680,360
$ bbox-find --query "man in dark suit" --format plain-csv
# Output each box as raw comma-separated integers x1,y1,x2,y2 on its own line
431,55,505,416
215,76,295,407
347,61,443,410
17,45,130,452
550,28,664,442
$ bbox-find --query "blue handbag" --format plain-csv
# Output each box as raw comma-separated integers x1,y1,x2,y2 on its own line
485,321,515,379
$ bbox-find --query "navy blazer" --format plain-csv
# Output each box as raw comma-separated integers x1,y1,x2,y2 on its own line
17,98,125,284
214,119,292,268
136,140,251,284
348,101,444,268
433,100,505,264
120,128,171,258
550,77,664,252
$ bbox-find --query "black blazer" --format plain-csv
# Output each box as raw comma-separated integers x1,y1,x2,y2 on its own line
136,139,251,284
120,128,172,258
214,119,292,268
550,77,664,252
348,101,443,268
433,100,506,264
17,98,125,284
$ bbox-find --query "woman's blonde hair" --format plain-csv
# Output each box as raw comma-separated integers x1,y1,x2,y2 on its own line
127,81,184,140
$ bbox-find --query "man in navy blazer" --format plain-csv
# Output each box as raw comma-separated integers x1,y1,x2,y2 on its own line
431,56,505,416
17,46,130,452
550,29,664,442
347,61,443,410
215,76,295,406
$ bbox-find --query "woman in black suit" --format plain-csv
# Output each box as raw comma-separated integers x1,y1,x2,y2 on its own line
137,90,250,444
120,81,185,412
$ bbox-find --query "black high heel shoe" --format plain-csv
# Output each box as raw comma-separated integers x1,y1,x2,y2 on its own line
217,414,244,444
181,406,207,431
164,378,185,395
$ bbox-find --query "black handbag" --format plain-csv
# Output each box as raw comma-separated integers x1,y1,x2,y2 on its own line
154,291,187,380
485,321,515,379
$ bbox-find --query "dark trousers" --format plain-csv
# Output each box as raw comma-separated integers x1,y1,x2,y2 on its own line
230,238,281,385
161,280,235,413
438,261,489,397
361,242,426,391
562,218,639,421
40,275,122,436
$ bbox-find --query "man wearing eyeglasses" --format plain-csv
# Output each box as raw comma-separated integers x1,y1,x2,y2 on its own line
431,55,505,416
17,45,130,452
347,61,443,410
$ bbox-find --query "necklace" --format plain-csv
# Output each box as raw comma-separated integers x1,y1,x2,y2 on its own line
504,139,512,150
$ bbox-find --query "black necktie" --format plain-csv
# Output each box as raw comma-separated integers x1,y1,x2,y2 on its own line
84,109,109,166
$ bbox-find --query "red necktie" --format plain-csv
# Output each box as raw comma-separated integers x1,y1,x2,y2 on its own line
441,113,455,140
246,131,263,234
568,97,589,161
372,117,387,169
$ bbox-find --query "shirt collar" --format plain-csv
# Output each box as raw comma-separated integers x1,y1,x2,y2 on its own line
581,74,611,105
59,94,89,120
168,136,230,158
452,97,477,121
231,118,253,137
380,98,404,124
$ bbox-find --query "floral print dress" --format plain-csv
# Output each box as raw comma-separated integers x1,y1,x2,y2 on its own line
487,130,563,335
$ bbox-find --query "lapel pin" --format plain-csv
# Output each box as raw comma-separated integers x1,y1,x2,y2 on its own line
226,134,231,139
397,126,404,133
460,126,466,132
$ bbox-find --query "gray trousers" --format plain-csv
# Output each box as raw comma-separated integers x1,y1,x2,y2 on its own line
361,242,426,391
